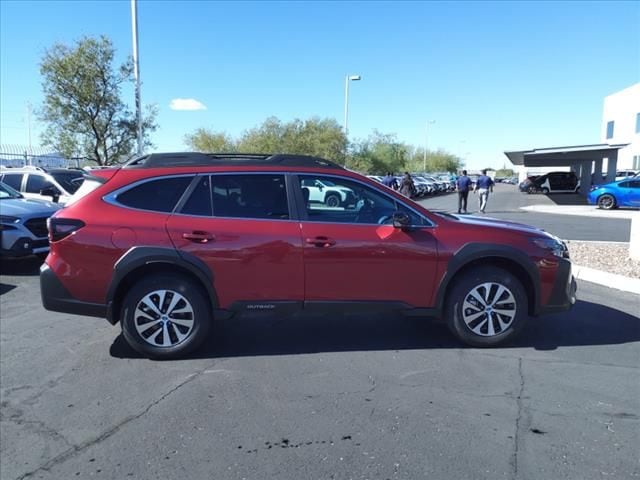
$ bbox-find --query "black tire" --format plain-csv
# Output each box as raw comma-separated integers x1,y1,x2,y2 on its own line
324,193,341,208
121,274,211,359
597,194,616,210
444,266,528,347
526,185,537,194
541,187,549,194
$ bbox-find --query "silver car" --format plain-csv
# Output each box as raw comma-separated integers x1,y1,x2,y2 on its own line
0,182,61,258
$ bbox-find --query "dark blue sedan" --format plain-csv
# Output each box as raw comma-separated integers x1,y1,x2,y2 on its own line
588,178,640,209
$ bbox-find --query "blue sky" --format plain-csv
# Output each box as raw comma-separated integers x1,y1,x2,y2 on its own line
1,0,639,169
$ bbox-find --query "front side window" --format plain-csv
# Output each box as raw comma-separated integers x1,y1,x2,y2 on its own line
211,174,289,220
0,173,23,190
116,176,192,213
606,120,614,139
298,174,427,225
25,174,56,194
628,180,640,189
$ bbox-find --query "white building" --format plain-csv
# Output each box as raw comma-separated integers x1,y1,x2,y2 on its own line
601,83,640,171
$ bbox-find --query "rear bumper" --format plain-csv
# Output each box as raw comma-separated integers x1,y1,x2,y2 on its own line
537,259,577,315
40,263,106,318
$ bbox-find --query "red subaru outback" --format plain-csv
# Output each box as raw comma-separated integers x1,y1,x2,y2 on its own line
41,153,576,358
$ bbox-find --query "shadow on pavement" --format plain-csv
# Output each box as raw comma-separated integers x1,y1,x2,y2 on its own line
0,256,42,276
0,283,17,296
110,299,639,360
545,193,587,206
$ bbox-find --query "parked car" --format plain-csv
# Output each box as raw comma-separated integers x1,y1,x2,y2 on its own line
0,167,84,204
0,182,61,258
615,170,639,181
525,172,580,194
588,178,640,209
41,153,576,359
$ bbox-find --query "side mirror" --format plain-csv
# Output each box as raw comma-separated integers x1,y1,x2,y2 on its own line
40,187,60,203
392,211,411,229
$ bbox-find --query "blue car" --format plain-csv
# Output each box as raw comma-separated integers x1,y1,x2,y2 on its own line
588,178,640,210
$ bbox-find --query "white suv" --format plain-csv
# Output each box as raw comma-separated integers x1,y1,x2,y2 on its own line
0,167,84,204
300,178,355,207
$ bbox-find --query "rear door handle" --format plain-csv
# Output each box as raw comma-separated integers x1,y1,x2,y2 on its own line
305,236,336,248
182,231,215,243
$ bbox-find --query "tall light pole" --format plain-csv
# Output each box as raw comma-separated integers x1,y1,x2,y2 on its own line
343,74,361,137
423,120,435,172
131,0,143,156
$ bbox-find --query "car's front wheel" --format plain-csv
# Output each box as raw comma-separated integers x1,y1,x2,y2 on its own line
445,266,528,347
597,194,616,210
324,193,341,208
121,274,211,359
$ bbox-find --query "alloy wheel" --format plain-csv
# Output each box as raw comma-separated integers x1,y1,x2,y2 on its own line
462,282,517,336
134,290,195,347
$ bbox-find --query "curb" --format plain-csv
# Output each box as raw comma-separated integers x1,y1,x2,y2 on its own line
572,264,640,295
520,205,639,219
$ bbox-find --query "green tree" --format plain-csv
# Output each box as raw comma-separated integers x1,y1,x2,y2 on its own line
348,131,408,174
407,147,463,173
237,116,347,163
39,35,157,165
495,168,514,177
184,128,236,152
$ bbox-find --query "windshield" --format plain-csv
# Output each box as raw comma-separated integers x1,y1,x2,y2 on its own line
50,171,84,193
0,182,22,199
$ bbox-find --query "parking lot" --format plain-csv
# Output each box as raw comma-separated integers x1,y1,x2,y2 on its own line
1,185,638,480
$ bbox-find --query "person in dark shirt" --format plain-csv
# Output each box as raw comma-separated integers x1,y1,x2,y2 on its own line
456,170,472,214
475,169,495,213
382,172,398,190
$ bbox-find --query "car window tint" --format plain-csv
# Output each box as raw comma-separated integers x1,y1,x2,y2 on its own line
1,173,23,190
628,181,640,188
51,171,84,194
181,176,212,216
211,174,289,220
619,181,630,188
298,175,426,225
117,176,192,212
25,174,55,193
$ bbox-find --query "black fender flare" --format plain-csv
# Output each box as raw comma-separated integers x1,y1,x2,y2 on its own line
105,246,217,324
434,243,541,314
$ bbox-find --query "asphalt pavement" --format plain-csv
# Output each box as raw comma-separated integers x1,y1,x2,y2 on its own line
417,184,632,242
1,257,638,480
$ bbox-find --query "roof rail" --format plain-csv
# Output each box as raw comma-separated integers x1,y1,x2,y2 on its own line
124,152,343,169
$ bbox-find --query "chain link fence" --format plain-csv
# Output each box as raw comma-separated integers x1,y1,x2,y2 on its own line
0,145,86,169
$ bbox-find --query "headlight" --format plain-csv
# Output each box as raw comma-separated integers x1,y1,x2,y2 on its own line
531,236,568,258
0,215,20,224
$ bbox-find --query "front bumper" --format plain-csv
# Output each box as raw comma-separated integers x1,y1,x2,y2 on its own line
40,263,106,318
538,258,577,315
0,233,49,257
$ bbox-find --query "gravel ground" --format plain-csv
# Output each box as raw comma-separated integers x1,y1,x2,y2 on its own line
567,240,640,278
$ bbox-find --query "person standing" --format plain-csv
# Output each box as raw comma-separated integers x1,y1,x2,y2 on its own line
475,169,495,213
382,171,398,190
456,170,472,214
399,172,415,197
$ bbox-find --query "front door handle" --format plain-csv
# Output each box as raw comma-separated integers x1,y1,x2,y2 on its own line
305,236,336,248
182,231,215,243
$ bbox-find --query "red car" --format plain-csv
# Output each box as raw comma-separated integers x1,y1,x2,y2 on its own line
41,153,576,358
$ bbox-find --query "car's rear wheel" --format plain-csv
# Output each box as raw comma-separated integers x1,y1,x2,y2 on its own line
526,185,537,194
597,194,616,210
121,275,211,359
325,193,341,208
541,187,549,194
445,266,528,347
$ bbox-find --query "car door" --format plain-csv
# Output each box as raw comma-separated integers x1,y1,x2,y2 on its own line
628,181,640,206
294,173,438,308
165,173,305,310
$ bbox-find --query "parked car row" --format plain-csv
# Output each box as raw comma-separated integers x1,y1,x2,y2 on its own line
0,165,84,204
367,174,456,198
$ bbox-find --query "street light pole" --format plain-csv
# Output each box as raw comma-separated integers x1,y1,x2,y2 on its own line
343,74,361,137
423,120,435,172
131,0,143,156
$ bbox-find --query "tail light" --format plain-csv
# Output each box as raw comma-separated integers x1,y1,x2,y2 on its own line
47,218,85,242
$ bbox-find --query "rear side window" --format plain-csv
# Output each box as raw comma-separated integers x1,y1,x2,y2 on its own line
180,176,212,216
211,174,289,220
25,174,55,193
117,176,192,213
1,173,23,190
